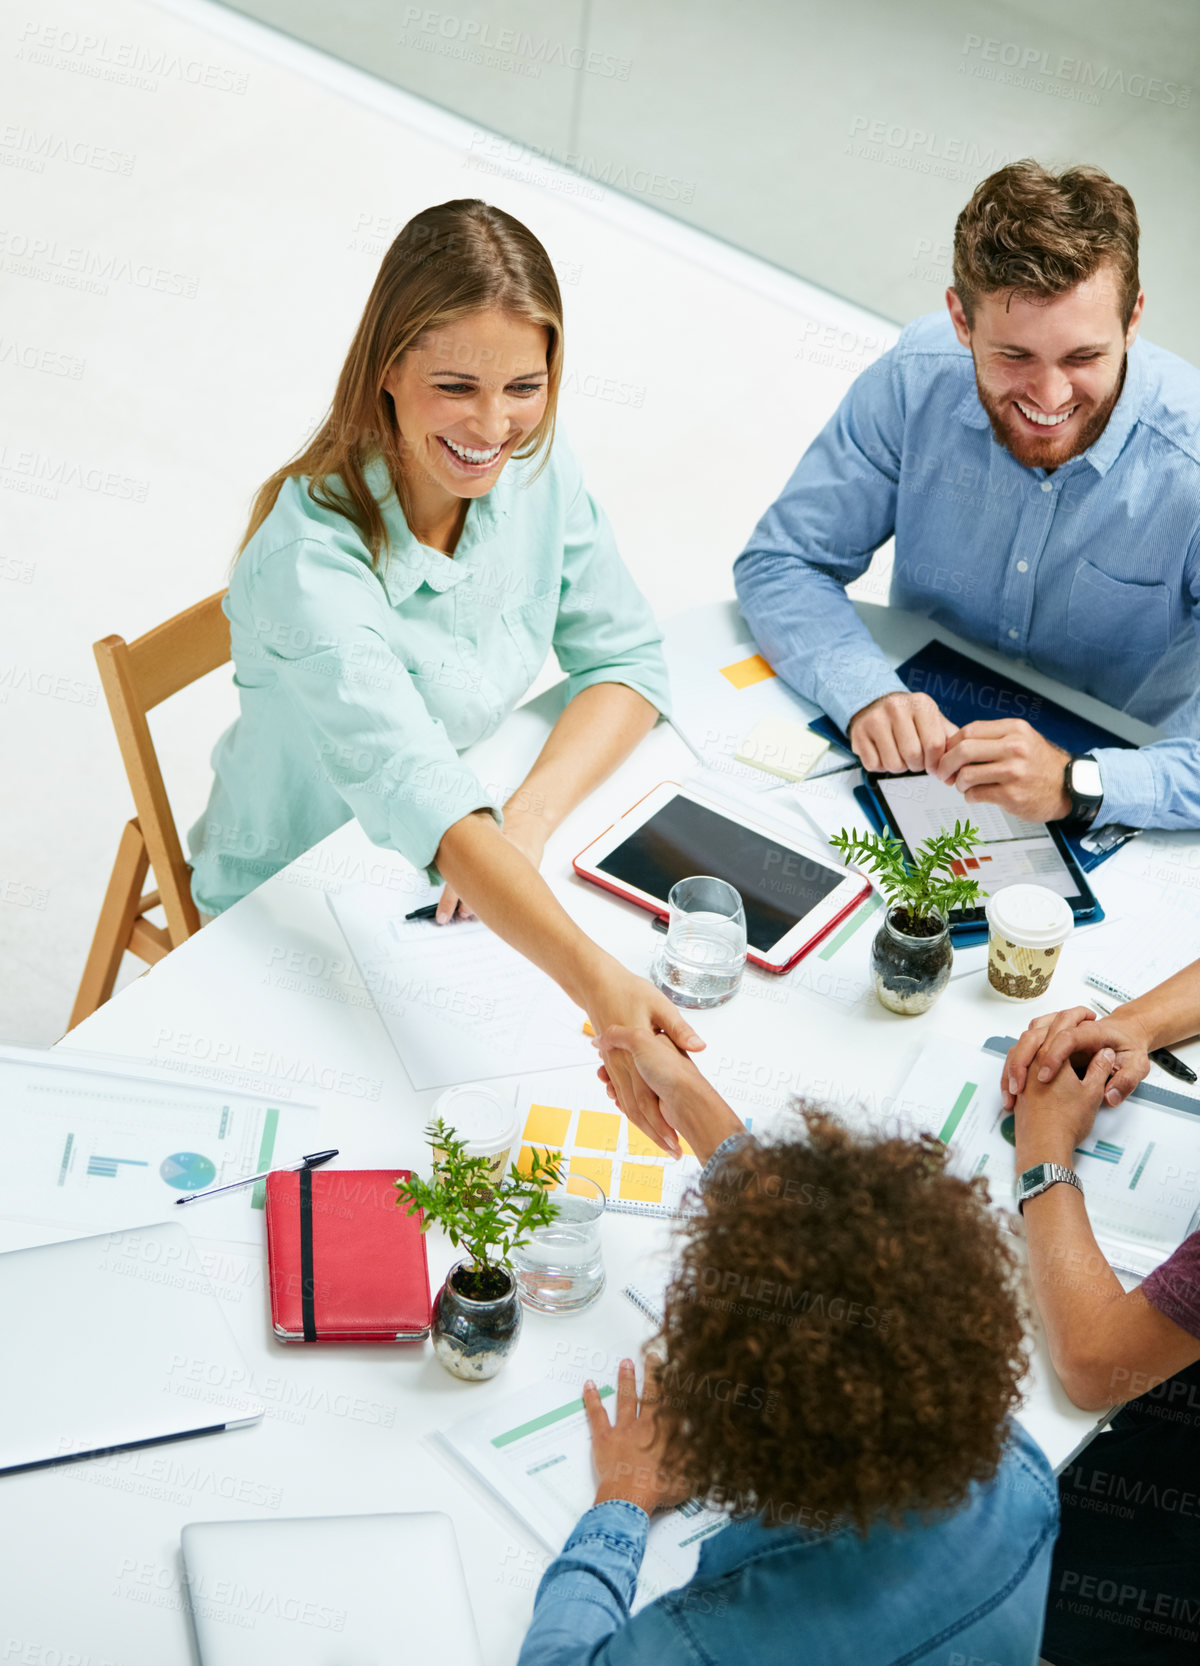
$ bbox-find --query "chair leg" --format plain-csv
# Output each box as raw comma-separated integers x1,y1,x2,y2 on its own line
67,820,151,1030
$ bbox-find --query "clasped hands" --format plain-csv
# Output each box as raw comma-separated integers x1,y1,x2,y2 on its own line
848,690,1072,822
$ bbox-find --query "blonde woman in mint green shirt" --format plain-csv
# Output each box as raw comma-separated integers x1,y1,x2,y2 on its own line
187,198,702,1142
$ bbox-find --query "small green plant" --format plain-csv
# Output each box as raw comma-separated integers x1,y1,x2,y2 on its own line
395,1118,564,1301
829,819,984,931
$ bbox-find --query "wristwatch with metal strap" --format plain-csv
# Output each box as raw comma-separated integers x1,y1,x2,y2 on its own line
1015,1162,1083,1214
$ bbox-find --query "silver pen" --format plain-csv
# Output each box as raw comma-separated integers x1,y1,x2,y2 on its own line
175,1148,339,1204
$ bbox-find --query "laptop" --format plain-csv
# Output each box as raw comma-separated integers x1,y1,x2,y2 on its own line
0,1220,262,1473
181,1512,484,1664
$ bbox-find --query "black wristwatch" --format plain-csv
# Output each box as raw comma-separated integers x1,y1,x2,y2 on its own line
1062,753,1104,830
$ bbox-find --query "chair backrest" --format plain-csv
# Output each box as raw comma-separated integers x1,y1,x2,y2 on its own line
95,591,230,944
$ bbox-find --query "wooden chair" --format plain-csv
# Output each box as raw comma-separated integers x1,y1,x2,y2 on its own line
68,591,230,1030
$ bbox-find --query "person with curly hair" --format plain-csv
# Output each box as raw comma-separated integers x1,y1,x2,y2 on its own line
516,1028,1059,1666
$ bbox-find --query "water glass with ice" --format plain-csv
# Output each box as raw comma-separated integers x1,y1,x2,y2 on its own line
653,875,747,1009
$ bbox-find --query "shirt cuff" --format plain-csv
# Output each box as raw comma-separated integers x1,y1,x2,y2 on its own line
1092,746,1155,828
699,1131,754,1193
814,660,908,738
569,1499,651,1542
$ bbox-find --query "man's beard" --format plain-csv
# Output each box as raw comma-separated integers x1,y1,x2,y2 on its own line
974,353,1127,470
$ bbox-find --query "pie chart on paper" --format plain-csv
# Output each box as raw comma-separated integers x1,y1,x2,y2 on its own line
160,1151,217,1191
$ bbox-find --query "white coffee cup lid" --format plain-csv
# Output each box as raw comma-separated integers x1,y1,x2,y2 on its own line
985,884,1074,949
431,1084,518,1155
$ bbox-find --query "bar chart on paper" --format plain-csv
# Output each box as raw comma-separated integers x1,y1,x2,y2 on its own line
894,1039,1200,1276
0,1045,319,1243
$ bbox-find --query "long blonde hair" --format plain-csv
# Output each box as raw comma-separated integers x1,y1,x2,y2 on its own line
235,199,564,569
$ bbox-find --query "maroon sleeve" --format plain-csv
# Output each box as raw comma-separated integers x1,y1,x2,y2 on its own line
1142,1231,1200,1339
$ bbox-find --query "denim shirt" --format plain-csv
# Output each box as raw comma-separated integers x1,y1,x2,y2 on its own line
516,1426,1058,1666
517,1140,1059,1666
734,310,1200,829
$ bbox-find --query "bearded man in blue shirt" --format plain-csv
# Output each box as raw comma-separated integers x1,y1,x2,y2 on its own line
735,160,1200,833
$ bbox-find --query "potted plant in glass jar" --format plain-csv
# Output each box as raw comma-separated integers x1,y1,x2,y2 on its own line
395,1119,562,1381
829,819,984,1015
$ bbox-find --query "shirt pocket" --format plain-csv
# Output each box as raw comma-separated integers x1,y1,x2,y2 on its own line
501,592,558,684
1065,560,1172,657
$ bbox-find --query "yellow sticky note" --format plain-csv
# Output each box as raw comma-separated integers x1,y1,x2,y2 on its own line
524,1104,572,1145
720,653,775,690
568,1155,612,1196
576,1109,621,1152
626,1124,666,1158
619,1163,664,1205
516,1143,559,1178
582,1020,595,1037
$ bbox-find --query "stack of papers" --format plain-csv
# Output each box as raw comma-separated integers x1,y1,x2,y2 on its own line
894,1038,1200,1277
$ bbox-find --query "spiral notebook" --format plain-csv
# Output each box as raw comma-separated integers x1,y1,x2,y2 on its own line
515,1069,746,1217
623,1282,666,1324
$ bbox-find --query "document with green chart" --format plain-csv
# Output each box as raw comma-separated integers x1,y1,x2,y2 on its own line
434,1377,727,1608
893,1038,1200,1278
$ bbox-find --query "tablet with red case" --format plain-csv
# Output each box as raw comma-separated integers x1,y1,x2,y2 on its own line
265,1168,431,1342
573,781,872,974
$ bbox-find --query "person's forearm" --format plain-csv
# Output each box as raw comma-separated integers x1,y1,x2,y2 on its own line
664,1085,744,1167
506,683,657,837
1015,1127,1128,1409
515,1502,646,1666
1091,739,1200,831
1113,959,1200,1051
734,549,904,732
436,811,611,1005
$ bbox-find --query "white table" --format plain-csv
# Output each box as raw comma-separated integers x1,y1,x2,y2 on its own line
7,603,1199,1665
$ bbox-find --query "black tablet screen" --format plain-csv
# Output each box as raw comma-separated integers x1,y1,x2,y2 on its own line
596,796,843,953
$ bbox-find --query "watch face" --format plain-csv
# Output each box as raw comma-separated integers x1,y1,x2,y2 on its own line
1019,1164,1048,1193
1071,758,1103,800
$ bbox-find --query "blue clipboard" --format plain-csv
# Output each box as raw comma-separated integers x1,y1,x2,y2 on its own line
850,783,1105,946
812,640,1136,874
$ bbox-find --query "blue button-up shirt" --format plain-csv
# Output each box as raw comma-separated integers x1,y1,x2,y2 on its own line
733,310,1200,829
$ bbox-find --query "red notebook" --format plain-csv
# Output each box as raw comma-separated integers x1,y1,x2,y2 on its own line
265,1168,431,1342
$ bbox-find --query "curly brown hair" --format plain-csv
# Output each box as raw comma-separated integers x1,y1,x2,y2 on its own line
953,159,1139,328
653,1109,1028,1537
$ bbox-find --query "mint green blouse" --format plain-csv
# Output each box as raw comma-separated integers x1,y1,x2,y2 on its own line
187,435,670,914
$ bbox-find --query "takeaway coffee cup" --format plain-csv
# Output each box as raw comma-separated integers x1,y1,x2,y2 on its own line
430,1084,519,1183
985,885,1074,1001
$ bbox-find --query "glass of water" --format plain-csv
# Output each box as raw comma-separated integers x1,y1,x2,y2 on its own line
653,875,747,1009
512,1175,606,1314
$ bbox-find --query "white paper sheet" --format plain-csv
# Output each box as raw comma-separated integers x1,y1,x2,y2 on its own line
893,1038,1200,1277
662,615,853,794
0,1045,319,1244
435,1376,727,1608
327,883,595,1090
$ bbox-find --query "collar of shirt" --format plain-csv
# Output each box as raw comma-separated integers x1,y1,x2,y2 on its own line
360,453,511,605
951,335,1151,479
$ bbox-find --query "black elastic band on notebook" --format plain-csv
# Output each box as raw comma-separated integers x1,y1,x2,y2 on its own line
299,1164,317,1342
